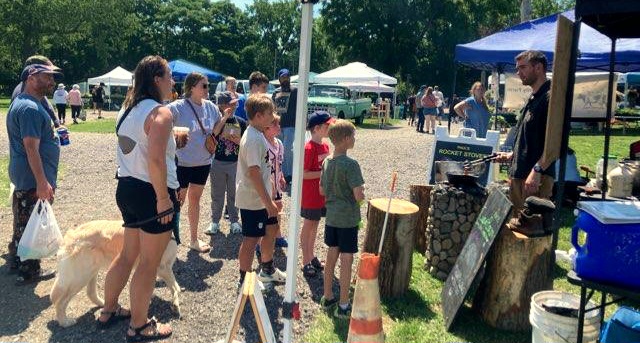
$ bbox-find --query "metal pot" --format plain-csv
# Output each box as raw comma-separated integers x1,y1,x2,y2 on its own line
446,172,480,187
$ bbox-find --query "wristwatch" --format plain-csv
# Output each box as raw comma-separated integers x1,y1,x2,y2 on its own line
533,163,543,173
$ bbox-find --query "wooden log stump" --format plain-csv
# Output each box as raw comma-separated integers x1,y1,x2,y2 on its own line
363,198,419,298
409,185,433,255
473,227,554,331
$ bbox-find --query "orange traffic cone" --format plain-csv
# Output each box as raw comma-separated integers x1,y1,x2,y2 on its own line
347,252,384,343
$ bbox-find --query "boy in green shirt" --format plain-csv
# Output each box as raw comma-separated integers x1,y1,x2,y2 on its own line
319,119,365,319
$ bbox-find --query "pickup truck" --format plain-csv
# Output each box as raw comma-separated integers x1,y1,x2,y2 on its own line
307,84,371,124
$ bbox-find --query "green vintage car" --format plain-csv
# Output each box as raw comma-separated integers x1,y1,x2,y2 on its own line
307,84,371,125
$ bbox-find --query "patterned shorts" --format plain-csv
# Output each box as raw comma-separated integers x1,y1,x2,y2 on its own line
8,189,44,276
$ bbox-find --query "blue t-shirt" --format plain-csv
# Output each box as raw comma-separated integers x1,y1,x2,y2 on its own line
7,94,61,190
234,94,247,121
462,96,490,138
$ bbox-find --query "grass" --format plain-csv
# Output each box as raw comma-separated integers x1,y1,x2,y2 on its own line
0,157,9,207
358,117,401,129
0,97,10,108
68,118,116,133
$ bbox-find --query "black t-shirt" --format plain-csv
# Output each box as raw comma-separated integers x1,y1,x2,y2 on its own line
213,115,247,162
93,86,104,102
510,79,555,179
272,86,298,128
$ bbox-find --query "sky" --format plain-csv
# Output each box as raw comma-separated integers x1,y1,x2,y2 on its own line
228,0,321,15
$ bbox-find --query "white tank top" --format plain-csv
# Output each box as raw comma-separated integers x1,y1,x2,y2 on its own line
116,99,179,189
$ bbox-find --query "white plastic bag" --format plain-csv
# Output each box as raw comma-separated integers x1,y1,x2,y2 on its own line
17,199,63,260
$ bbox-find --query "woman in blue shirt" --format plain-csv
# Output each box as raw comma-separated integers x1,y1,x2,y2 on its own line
454,82,490,138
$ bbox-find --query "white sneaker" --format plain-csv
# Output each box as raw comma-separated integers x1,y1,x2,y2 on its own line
230,222,242,234
258,268,287,283
205,222,219,235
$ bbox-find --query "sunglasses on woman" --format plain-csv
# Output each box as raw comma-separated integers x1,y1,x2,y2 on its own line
201,83,209,89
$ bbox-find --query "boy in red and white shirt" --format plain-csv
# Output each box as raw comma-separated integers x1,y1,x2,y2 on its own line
301,111,334,277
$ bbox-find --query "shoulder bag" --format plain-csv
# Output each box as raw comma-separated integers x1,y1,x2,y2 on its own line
186,99,217,154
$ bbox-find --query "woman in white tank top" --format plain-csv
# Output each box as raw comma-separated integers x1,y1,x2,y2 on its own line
98,56,176,341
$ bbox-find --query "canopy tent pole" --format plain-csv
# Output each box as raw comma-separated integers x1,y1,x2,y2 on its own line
283,1,314,342
601,38,617,199
552,15,582,264
449,66,458,134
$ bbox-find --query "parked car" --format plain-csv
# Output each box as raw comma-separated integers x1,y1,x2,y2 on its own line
307,84,371,124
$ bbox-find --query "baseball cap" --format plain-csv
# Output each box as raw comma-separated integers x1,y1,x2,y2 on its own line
307,110,335,130
419,85,427,90
216,91,239,106
278,68,290,78
20,64,63,81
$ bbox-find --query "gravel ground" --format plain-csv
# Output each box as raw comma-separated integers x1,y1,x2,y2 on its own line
0,114,453,343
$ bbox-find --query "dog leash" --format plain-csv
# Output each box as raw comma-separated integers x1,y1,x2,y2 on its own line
123,208,177,228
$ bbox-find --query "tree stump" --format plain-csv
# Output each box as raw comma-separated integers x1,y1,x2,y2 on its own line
363,198,419,298
473,227,553,331
409,185,433,254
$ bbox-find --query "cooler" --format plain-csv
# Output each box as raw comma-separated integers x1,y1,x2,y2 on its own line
572,201,640,289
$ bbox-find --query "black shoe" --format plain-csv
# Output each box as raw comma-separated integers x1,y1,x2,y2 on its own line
16,269,55,285
311,257,324,271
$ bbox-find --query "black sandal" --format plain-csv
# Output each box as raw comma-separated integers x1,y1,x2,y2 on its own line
126,317,172,343
96,305,131,329
302,263,317,277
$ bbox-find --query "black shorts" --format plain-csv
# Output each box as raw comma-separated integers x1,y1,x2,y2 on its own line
177,165,211,188
240,209,270,237
324,225,358,253
116,177,179,234
301,207,326,221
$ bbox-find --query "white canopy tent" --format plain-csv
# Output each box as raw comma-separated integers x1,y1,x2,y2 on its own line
338,81,396,94
87,66,133,86
314,62,397,84
87,66,133,109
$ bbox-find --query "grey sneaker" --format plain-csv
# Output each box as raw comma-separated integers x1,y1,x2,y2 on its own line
258,268,286,283
204,222,219,235
334,303,352,319
230,222,242,234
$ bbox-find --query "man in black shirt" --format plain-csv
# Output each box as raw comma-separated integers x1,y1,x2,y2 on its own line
496,50,555,215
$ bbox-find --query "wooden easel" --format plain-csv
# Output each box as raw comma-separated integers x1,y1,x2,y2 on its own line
215,272,276,343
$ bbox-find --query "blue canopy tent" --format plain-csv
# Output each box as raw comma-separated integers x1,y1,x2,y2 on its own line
168,59,225,83
454,10,640,72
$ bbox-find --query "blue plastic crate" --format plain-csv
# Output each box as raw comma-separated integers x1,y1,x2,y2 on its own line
601,307,640,343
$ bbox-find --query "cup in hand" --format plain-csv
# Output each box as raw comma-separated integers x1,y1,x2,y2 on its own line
173,126,190,149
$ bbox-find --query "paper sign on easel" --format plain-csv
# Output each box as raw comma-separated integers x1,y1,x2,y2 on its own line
216,272,276,343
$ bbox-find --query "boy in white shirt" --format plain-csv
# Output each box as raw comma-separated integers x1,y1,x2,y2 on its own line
235,94,286,288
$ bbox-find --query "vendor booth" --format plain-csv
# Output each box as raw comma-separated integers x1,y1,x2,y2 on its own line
559,2,640,341
87,66,133,110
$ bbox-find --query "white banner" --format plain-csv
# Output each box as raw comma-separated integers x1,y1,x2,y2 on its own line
503,72,618,118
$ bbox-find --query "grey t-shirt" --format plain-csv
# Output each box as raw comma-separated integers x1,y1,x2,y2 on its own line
167,98,221,167
7,94,61,190
321,154,365,228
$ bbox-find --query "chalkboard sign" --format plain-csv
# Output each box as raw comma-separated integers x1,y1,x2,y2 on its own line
442,189,512,331
428,127,499,187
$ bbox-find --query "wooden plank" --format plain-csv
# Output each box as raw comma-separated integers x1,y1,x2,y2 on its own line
543,15,574,165
224,276,249,343
441,189,512,331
